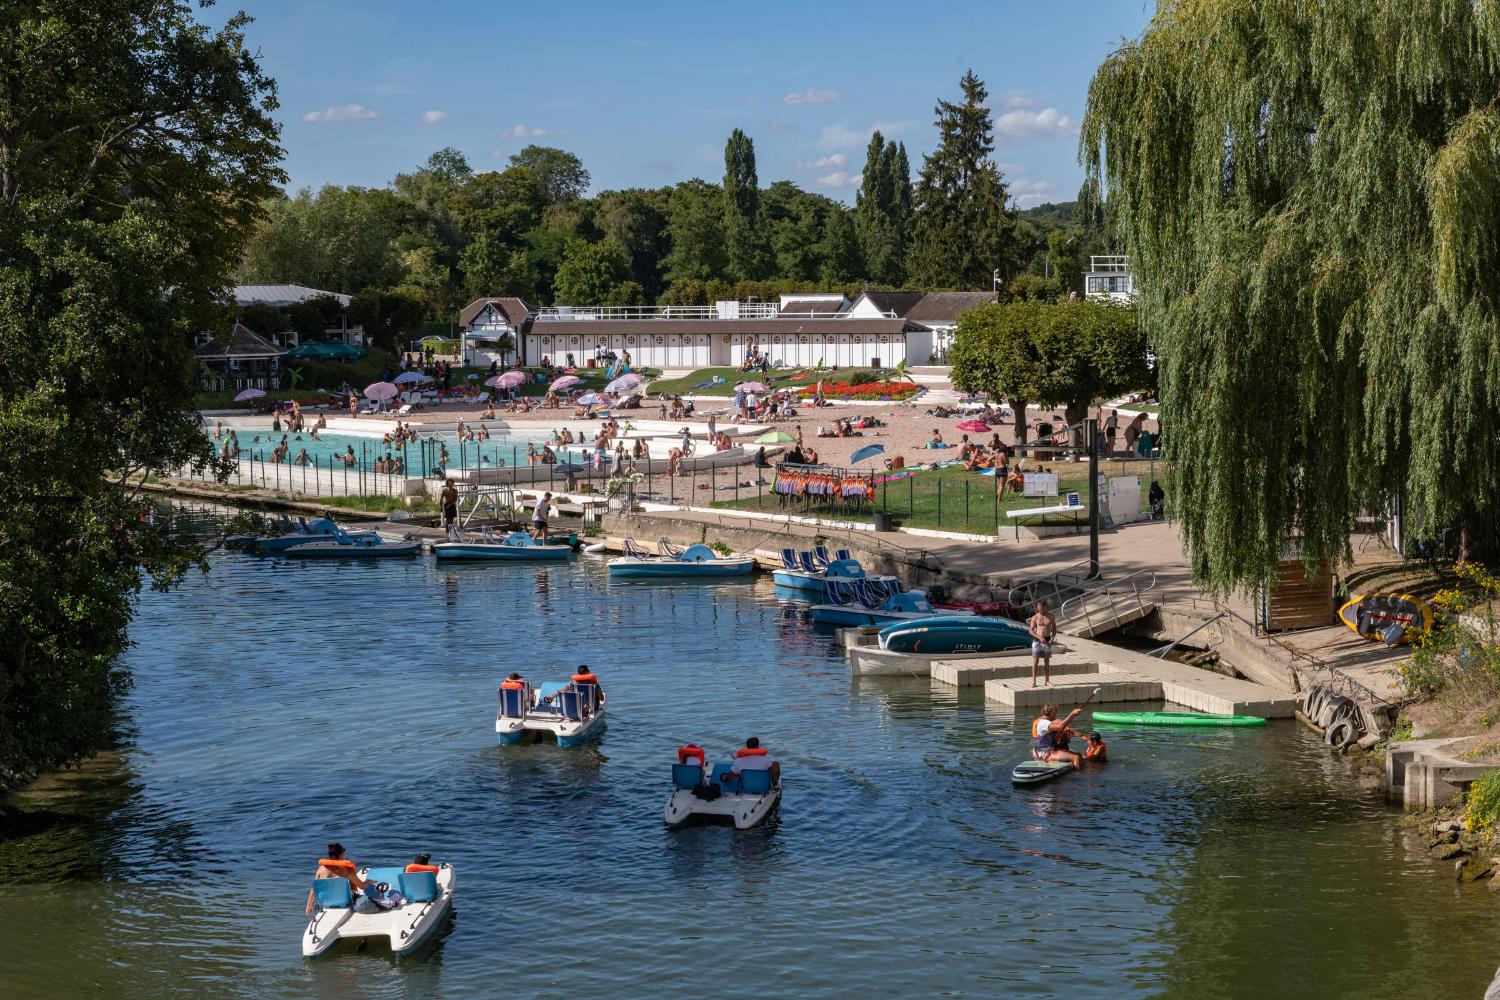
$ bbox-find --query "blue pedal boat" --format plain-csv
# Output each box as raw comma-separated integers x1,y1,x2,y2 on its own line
433,530,574,561
249,516,379,553
809,587,971,628
608,542,754,578
772,548,901,598
878,614,1031,654
302,863,455,957
496,677,606,746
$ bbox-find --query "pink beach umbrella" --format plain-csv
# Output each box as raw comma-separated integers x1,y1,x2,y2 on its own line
364,381,398,401
955,419,991,432
487,371,527,390
737,381,769,393
234,388,266,401
550,375,583,392
605,373,644,393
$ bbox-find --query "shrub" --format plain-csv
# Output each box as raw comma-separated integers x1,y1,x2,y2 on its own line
850,370,880,386
1464,769,1500,831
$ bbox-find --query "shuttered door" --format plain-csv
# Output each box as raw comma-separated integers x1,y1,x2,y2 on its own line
1261,560,1334,631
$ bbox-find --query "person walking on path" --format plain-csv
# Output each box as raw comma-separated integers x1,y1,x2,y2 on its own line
1029,600,1058,686
532,491,553,541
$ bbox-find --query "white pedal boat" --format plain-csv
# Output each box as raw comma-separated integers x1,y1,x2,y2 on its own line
664,752,781,830
302,864,454,958
496,677,606,746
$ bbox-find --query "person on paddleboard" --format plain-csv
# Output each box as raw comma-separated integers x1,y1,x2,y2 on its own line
1032,704,1085,769
1029,601,1058,686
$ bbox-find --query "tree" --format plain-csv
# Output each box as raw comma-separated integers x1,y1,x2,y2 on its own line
348,287,429,352
594,188,671,301
553,240,630,304
239,303,286,338
722,129,771,281
818,210,864,284
1081,0,1500,592
458,231,538,301
0,1,282,778
239,186,405,291
663,179,728,283
909,70,1024,289
856,132,911,284
507,146,589,204
949,301,1149,450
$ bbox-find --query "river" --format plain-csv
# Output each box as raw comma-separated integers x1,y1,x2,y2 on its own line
2,505,1495,998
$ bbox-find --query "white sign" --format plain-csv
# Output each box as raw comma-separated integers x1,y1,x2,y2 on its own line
1023,472,1060,498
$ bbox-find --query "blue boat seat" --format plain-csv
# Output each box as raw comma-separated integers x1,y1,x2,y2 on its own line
573,681,599,713
780,547,799,570
798,551,818,573
740,769,775,795
709,762,735,787
560,689,583,721
364,865,405,885
812,545,831,568
398,870,439,903
312,877,352,909
672,763,704,789
499,685,528,718
835,548,852,562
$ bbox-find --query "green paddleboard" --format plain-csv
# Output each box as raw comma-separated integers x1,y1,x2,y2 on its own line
1092,711,1267,727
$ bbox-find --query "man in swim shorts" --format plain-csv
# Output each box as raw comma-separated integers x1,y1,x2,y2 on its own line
1029,600,1057,686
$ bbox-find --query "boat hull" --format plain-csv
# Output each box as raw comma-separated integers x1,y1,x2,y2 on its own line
284,539,423,558
664,785,781,830
433,542,573,560
253,530,378,553
496,707,606,746
609,557,754,578
1092,711,1267,727
878,616,1030,654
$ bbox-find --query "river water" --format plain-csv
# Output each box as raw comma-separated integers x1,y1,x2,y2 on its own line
3,505,1496,999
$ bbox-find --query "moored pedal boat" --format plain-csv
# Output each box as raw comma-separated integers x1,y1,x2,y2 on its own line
878,614,1030,654
248,517,379,552
495,672,606,746
809,589,968,628
302,864,454,958
771,550,901,598
433,529,574,561
1337,592,1434,646
664,746,781,830
284,533,423,558
609,542,754,578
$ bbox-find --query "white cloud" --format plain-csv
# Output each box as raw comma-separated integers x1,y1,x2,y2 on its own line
796,153,848,170
422,110,447,124
500,124,567,139
768,119,798,133
817,120,916,149
993,107,1075,139
1003,95,1038,110
301,104,379,124
815,170,861,189
1009,178,1057,208
783,87,841,105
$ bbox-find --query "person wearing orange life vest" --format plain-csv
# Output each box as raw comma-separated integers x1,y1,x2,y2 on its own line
725,736,780,788
1032,704,1086,770
569,664,604,714
1083,732,1108,762
306,841,369,916
405,852,441,874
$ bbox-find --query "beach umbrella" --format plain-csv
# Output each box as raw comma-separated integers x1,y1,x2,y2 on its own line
605,373,644,393
737,381,768,393
551,375,583,392
364,381,398,401
487,371,527,390
956,419,991,432
234,388,266,401
393,371,425,384
577,392,600,405
850,444,886,465
756,430,795,444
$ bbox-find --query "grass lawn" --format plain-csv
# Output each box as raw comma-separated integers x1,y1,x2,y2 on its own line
711,463,1104,534
647,366,878,397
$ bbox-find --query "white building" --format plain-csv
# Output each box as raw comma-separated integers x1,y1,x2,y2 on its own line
457,297,534,367
1084,256,1136,303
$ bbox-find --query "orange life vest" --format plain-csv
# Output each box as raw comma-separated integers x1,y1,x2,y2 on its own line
678,744,705,766
500,680,525,690
735,746,768,758
1084,742,1108,760
318,858,356,873
405,863,440,874
571,673,598,685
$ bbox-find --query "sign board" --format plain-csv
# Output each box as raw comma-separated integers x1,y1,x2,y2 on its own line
1023,472,1060,498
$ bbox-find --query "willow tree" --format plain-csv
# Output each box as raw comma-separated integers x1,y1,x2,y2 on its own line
1082,0,1500,594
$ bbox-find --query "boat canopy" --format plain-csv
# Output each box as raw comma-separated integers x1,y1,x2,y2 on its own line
679,544,717,562
885,592,933,613
825,558,865,578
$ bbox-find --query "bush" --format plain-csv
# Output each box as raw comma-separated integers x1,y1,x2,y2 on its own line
1464,769,1500,831
850,370,880,386
1401,562,1500,703
798,380,921,401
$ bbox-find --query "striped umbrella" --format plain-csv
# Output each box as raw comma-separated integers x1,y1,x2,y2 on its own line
551,375,583,392
486,371,527,390
605,373,644,393
233,388,266,401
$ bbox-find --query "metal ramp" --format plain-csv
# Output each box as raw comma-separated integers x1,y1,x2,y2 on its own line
1006,558,1097,613
1056,569,1158,638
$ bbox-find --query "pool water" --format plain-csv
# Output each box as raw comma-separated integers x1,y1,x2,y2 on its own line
206,428,566,472
2,503,1497,999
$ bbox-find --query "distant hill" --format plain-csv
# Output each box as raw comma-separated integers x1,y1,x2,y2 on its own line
1019,200,1080,228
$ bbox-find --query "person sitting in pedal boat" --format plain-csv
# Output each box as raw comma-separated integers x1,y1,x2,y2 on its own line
306,842,369,916
405,852,440,874
726,737,780,787
1032,704,1086,770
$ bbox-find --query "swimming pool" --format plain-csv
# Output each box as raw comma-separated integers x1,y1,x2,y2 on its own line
205,427,570,472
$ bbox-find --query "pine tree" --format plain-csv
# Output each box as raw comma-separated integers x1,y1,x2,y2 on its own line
855,132,911,285
818,210,863,284
909,70,1023,290
722,129,771,280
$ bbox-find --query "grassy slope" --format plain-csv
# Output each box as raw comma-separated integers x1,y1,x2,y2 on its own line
648,366,878,397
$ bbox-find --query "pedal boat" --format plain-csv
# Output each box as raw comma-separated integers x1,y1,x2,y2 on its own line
496,677,606,746
250,517,379,552
771,551,900,598
664,749,781,830
608,542,754,578
878,614,1030,654
809,589,971,628
433,530,574,561
283,532,423,558
302,864,454,958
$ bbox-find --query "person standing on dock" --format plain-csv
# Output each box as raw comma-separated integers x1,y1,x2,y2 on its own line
1029,600,1057,686
532,492,552,541
440,478,459,536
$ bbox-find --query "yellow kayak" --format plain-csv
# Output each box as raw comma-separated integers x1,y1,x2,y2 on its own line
1337,592,1434,646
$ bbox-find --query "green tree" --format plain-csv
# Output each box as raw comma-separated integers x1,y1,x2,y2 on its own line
348,287,429,352
663,179,728,284
458,231,538,301
239,185,404,291
950,301,1149,450
1081,0,1500,590
855,132,911,284
818,210,864,284
553,240,630,304
239,303,286,338
722,129,771,280
909,70,1024,289
0,0,282,777
593,188,671,301
507,145,590,204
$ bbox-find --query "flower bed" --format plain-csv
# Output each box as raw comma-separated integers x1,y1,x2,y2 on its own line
798,380,922,401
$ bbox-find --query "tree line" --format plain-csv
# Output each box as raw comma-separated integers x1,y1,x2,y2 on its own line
237,71,1112,350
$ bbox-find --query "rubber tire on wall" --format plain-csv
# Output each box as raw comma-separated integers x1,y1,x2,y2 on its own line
1324,719,1359,748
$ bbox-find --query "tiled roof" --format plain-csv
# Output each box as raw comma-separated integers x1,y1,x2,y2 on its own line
779,297,845,315
233,284,350,309
858,290,927,316
459,296,534,328
193,322,287,358
905,291,997,324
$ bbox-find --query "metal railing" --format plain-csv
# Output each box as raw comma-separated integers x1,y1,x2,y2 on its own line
1007,558,1099,612
1058,568,1159,635
532,303,899,322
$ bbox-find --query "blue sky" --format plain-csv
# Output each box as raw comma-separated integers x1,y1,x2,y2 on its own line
232,1,1150,207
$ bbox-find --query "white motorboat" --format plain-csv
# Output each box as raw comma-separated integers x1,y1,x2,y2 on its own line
664,747,781,830
496,674,606,746
302,863,454,958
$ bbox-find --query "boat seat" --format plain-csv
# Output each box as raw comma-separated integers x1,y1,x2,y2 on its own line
780,548,799,570
709,762,735,787
798,551,818,573
398,870,439,904
740,769,775,795
560,689,584,721
573,681,599,713
672,763,704,790
835,549,851,561
312,877,353,910
499,685,528,718
364,866,406,885
813,545,831,568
